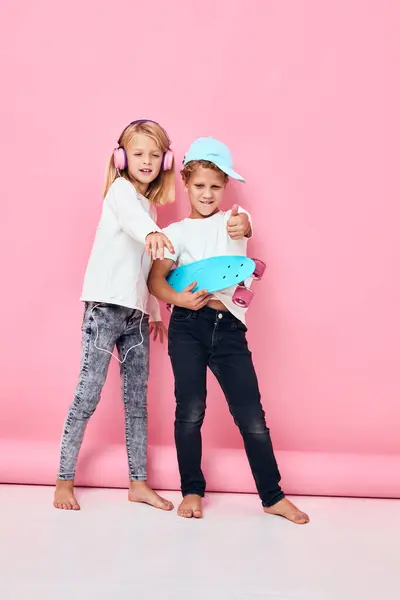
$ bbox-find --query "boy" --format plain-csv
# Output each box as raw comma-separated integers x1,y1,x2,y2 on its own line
148,137,309,524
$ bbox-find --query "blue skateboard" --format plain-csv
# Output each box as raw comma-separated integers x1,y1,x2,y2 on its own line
166,255,266,308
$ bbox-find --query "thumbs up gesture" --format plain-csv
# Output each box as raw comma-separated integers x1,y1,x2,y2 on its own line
227,204,251,240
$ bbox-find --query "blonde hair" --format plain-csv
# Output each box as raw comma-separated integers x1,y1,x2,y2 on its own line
181,160,229,185
103,121,175,205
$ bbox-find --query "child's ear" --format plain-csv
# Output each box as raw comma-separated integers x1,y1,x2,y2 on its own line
181,175,189,192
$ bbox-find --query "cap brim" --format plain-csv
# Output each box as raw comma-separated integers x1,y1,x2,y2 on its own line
214,163,246,183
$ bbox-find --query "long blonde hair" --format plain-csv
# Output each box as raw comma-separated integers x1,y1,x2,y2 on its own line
103,121,175,205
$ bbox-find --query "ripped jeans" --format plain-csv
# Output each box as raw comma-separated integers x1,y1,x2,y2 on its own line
58,302,149,481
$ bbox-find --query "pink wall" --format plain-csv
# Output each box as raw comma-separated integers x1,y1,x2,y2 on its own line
1,0,399,497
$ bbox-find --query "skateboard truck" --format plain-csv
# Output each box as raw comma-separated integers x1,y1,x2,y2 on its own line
232,259,266,308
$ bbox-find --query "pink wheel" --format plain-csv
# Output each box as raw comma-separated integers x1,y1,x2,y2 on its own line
251,258,266,280
232,286,254,308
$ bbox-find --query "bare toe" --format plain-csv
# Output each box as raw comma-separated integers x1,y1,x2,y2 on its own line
178,508,193,518
177,495,203,519
294,512,309,524
53,480,80,511
161,499,174,511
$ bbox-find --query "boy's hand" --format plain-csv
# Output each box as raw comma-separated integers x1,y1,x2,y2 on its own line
149,320,168,343
145,232,175,260
176,282,211,311
227,204,251,240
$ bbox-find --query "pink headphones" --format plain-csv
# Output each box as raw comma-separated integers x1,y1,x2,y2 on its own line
113,119,174,172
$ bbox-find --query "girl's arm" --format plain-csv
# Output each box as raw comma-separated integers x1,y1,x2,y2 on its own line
147,293,168,343
111,179,174,257
147,293,161,323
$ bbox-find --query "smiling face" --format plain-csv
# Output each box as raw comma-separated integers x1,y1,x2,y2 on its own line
182,162,228,219
125,133,163,195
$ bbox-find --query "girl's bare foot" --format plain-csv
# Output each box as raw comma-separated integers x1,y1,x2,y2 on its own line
53,480,80,510
264,498,309,524
177,494,203,519
128,481,173,511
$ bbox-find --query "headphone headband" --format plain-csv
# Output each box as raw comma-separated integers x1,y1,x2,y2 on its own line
118,119,171,147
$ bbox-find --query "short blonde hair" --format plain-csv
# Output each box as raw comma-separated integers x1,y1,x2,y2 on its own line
104,121,175,205
181,160,229,185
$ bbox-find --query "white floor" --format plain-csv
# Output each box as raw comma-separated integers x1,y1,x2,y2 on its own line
0,485,399,600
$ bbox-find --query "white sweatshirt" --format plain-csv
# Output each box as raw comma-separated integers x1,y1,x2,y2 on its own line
80,177,162,321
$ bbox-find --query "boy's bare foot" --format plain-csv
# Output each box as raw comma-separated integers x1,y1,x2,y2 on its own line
128,481,173,511
264,498,309,524
53,480,80,510
177,494,203,519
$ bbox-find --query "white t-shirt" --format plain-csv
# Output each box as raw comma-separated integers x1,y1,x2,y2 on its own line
80,177,161,321
162,208,252,324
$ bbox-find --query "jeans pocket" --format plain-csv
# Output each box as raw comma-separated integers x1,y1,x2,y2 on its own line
230,319,248,333
171,308,193,322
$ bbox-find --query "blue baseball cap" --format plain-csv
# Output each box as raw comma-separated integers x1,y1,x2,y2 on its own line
183,137,245,182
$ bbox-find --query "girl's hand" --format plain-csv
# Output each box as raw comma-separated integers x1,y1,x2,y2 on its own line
149,320,168,343
176,282,211,311
145,232,175,260
227,204,251,240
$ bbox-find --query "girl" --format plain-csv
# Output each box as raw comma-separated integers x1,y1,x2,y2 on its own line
54,120,175,511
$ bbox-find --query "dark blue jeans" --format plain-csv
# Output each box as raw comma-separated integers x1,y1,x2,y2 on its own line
168,306,284,508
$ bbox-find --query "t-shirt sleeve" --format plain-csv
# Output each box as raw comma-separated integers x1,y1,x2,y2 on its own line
110,178,161,244
161,223,181,262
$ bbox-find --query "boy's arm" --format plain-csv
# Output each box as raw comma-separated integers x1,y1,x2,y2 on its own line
148,260,211,310
227,204,252,240
148,259,179,305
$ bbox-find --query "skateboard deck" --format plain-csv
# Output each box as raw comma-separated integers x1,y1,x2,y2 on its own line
166,255,256,293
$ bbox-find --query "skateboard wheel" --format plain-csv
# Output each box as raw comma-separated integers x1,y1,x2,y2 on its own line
232,286,253,308
251,259,266,280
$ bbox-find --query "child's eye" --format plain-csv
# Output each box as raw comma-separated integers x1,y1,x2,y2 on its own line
134,153,143,156
195,184,204,188
153,154,161,158
212,186,222,190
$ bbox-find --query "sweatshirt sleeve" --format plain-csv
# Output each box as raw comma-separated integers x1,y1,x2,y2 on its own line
161,223,180,262
147,294,162,323
110,178,161,244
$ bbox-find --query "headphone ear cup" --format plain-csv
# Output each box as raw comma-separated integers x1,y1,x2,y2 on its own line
113,147,127,170
163,149,174,171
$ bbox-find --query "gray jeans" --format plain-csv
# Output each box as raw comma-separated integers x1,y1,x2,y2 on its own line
58,302,149,481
